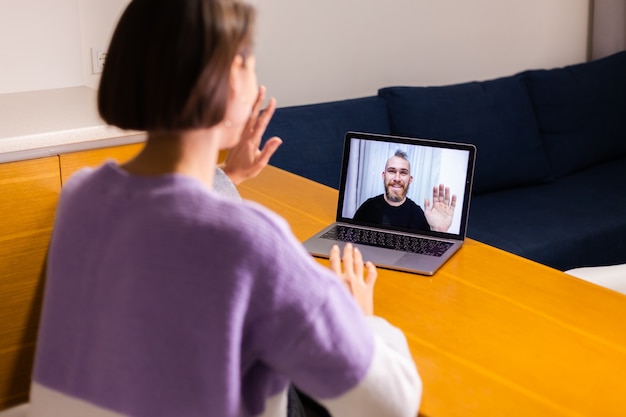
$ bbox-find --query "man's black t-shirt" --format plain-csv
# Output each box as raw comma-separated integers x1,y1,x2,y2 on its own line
353,194,430,230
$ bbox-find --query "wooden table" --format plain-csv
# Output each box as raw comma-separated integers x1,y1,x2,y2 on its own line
239,165,626,417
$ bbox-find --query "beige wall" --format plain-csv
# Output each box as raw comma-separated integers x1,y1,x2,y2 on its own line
0,0,591,106
0,0,83,94
591,0,626,59
0,0,129,95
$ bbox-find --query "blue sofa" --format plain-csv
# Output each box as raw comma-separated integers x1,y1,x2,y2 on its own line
261,51,626,271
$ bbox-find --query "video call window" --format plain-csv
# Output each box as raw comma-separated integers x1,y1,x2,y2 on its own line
341,138,470,235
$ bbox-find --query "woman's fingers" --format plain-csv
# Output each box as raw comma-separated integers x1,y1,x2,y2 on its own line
342,243,354,271
365,261,377,287
329,244,341,275
353,247,364,281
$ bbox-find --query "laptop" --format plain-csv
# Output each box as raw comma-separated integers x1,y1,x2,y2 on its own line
303,131,476,275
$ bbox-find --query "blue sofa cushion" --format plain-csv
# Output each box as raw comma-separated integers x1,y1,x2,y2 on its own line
468,156,626,270
524,51,626,178
379,75,553,194
262,96,391,189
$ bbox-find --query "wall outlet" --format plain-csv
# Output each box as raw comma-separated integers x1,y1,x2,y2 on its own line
91,47,107,74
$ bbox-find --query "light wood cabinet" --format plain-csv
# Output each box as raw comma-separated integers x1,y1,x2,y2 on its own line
0,157,61,410
0,143,142,410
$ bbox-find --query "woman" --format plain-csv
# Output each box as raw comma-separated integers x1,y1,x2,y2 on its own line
28,1,421,416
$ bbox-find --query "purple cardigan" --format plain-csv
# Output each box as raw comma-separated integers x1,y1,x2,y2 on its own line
30,162,420,417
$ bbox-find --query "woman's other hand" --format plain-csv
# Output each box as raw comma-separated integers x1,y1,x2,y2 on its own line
222,85,282,185
329,244,377,315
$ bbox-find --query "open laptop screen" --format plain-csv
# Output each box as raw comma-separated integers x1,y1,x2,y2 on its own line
337,132,475,238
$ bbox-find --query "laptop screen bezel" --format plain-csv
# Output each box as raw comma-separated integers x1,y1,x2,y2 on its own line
336,131,477,240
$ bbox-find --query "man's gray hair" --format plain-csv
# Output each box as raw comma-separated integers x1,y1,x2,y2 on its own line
385,149,411,172
394,149,409,160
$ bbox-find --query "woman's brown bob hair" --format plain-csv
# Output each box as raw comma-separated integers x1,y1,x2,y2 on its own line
98,0,255,131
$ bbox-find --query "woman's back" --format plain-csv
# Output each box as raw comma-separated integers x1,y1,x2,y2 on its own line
33,162,380,416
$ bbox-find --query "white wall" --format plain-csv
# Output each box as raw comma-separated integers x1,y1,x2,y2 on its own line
0,0,129,95
0,0,591,106
255,0,591,105
0,0,83,94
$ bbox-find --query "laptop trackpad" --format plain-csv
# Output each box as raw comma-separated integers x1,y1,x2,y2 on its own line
396,252,440,275
357,245,405,266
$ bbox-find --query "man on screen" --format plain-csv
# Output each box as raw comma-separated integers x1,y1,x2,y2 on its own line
353,150,457,232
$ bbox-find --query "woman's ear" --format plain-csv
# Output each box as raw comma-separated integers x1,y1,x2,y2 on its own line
229,54,246,98
224,54,256,128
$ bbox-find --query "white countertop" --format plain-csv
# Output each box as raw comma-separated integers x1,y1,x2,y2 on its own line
0,86,145,163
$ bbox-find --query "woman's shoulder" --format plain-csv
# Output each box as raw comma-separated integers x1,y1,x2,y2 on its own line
162,178,294,251
61,160,130,196
203,195,294,248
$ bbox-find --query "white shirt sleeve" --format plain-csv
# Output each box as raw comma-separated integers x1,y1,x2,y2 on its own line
319,317,422,417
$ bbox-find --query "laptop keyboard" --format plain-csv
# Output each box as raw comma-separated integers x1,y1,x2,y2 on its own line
320,225,453,257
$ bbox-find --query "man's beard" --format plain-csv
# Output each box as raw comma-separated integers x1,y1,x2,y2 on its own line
385,181,408,203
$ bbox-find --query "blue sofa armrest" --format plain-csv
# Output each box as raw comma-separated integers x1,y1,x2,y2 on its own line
261,96,391,188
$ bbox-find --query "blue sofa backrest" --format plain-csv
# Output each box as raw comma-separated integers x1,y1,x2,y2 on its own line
380,51,626,192
262,51,626,194
523,51,626,178
379,75,552,195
